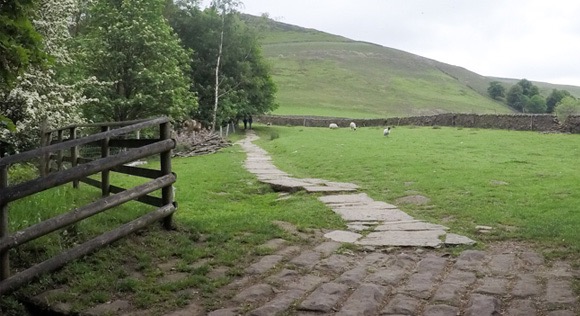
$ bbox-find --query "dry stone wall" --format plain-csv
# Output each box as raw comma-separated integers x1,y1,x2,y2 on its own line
257,114,580,133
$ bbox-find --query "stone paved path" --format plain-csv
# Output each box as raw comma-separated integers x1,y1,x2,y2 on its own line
162,131,578,316
238,131,475,248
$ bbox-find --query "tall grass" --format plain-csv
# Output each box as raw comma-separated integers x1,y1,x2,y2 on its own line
255,125,580,259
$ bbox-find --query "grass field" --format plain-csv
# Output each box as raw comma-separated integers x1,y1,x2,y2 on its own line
255,125,580,259
1,145,344,315
2,125,579,314
263,41,512,118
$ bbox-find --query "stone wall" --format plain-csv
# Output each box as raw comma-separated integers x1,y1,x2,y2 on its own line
257,114,580,133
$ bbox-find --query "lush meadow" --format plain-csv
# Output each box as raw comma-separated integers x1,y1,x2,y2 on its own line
256,125,580,259
2,124,579,314
1,145,344,314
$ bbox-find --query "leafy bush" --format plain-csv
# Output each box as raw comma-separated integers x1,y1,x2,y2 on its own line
555,96,580,123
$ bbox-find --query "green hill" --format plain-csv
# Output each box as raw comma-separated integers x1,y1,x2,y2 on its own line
246,15,579,118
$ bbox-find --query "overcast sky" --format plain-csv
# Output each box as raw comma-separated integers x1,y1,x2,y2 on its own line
226,0,580,87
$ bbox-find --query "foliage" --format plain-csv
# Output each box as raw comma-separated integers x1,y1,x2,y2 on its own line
1,0,91,152
0,115,16,132
487,81,505,100
554,96,580,123
167,3,277,127
78,0,197,122
546,89,571,113
525,95,547,113
506,84,526,111
506,79,543,112
0,0,48,91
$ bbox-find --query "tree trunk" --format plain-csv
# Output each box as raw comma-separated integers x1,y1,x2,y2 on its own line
211,8,226,132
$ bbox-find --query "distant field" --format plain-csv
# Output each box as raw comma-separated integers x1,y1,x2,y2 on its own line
263,41,512,118
248,16,580,118
255,125,580,260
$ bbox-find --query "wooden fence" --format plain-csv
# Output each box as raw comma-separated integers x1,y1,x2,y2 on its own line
0,117,176,295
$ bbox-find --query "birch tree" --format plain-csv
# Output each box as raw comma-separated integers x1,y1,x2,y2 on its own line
210,0,240,131
167,1,277,128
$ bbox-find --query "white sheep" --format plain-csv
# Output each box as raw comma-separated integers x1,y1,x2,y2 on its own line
329,123,339,129
349,122,357,130
383,126,391,136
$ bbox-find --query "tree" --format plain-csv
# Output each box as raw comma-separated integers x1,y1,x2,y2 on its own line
506,84,526,111
0,0,48,91
487,81,505,100
525,95,547,113
167,2,277,128
546,89,571,113
78,0,197,122
506,79,540,112
517,79,539,97
1,0,92,151
554,96,580,123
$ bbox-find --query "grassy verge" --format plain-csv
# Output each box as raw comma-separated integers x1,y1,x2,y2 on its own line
0,139,344,315
255,125,580,261
2,125,579,314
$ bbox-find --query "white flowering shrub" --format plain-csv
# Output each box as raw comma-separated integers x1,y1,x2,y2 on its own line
0,0,97,151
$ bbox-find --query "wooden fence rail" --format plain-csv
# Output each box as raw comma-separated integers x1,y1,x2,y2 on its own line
0,117,176,295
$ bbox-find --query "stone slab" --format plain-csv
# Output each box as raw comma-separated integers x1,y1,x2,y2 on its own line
302,178,359,189
318,193,375,204
262,178,312,192
328,201,399,211
347,223,375,231
232,284,274,303
299,282,349,312
375,221,448,231
331,208,414,222
303,186,358,193
336,284,388,316
445,233,476,245
245,255,284,275
356,230,445,247
324,230,362,243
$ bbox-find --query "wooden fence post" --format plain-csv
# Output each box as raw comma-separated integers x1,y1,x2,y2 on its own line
0,165,9,280
160,122,174,230
57,129,64,171
39,122,49,177
101,126,110,197
70,127,79,189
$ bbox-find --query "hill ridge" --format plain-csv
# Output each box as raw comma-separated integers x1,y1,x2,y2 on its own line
243,14,580,118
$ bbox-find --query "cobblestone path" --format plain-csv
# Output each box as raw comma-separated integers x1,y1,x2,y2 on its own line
165,131,578,316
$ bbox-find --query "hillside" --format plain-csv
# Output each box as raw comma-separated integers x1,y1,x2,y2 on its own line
245,15,579,118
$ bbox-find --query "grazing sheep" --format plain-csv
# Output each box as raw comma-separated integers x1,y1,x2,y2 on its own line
350,122,357,130
383,126,391,136
329,123,339,129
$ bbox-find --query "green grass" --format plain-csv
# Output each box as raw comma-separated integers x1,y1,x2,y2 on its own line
255,125,580,260
2,126,580,314
246,16,580,118
0,141,344,315
263,41,513,118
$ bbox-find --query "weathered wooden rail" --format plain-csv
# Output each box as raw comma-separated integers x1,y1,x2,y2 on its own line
0,117,176,295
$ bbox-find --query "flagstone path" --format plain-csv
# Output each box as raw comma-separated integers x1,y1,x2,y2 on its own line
238,130,475,248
